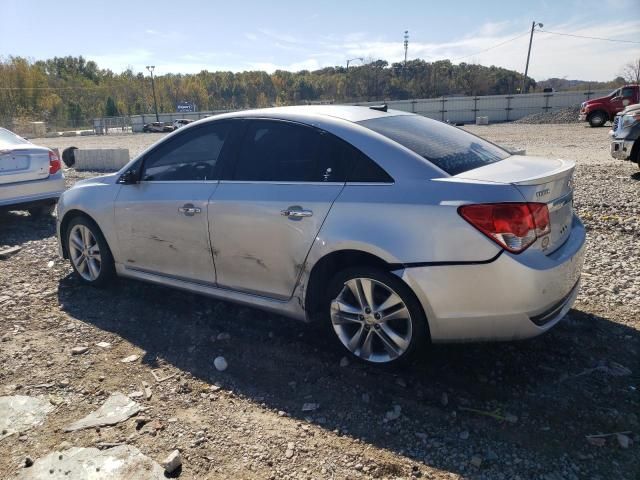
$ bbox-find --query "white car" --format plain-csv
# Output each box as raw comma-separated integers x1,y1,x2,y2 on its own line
0,127,64,216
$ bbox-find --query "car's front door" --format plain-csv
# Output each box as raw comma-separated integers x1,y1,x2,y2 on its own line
208,119,349,300
114,121,233,284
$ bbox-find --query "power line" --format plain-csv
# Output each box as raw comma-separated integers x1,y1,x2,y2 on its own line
449,30,531,62
538,29,640,44
0,85,112,91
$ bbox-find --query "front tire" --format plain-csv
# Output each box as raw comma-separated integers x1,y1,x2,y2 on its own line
588,111,607,127
66,216,115,287
326,267,428,365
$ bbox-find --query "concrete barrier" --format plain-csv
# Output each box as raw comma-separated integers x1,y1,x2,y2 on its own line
74,149,130,171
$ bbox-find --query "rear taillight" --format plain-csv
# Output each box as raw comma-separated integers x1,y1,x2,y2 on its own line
458,203,550,253
49,150,61,175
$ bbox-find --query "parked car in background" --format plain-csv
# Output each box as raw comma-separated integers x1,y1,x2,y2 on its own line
142,122,174,133
56,106,585,366
610,103,640,168
0,127,64,217
579,84,639,127
173,119,194,130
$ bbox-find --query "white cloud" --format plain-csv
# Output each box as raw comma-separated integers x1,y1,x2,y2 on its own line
87,20,640,81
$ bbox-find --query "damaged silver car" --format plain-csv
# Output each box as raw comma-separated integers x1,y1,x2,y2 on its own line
56,106,585,365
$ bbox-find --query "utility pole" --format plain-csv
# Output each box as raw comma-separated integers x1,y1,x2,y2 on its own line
403,30,409,82
345,57,363,100
521,21,543,94
146,65,160,122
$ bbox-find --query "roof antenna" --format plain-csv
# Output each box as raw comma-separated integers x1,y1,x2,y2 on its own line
369,104,388,112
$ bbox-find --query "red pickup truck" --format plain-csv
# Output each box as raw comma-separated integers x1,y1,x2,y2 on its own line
579,84,640,127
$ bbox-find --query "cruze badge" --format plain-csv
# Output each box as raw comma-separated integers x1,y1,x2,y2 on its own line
536,188,550,198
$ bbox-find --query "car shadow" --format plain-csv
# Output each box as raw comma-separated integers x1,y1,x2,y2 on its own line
0,211,57,247
630,171,640,181
57,273,639,478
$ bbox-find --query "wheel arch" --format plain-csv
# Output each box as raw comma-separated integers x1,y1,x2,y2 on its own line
303,249,427,322
59,209,104,259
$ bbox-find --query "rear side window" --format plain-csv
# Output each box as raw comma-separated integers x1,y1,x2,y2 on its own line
234,120,349,182
142,122,230,181
359,115,510,176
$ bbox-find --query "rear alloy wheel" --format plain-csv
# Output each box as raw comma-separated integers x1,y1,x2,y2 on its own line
327,267,428,365
588,111,606,127
66,217,115,286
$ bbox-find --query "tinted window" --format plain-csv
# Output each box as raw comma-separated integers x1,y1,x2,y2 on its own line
234,120,347,182
621,87,634,98
359,115,510,176
329,137,393,183
142,123,230,181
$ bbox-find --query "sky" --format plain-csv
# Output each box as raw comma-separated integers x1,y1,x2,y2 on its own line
1,0,639,81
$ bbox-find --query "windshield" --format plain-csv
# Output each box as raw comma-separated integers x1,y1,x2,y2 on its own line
609,88,620,97
0,127,30,147
358,115,510,175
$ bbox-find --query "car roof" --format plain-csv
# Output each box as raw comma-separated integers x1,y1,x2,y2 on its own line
211,105,413,124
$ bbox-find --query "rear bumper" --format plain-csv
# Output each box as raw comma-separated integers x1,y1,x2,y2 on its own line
0,173,65,210
400,216,586,342
610,139,635,161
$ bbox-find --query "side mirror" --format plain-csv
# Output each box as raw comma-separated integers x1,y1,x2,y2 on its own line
117,168,139,185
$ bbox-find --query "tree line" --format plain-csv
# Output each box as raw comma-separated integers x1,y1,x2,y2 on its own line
0,55,627,129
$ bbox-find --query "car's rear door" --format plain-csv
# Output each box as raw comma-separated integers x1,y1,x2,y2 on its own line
208,119,348,300
114,121,234,284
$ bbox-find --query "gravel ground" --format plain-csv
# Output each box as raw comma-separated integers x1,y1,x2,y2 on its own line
0,124,638,479
513,107,582,125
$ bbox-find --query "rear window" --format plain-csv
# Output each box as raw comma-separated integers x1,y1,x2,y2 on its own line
0,128,29,147
358,115,510,175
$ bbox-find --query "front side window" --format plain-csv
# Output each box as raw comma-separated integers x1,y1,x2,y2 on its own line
142,122,230,181
621,87,634,98
359,115,510,176
233,120,346,182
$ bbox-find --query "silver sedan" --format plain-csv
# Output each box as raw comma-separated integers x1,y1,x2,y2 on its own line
0,127,64,216
56,106,585,365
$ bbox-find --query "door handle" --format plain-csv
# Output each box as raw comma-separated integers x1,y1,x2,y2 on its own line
178,204,201,216
281,207,313,218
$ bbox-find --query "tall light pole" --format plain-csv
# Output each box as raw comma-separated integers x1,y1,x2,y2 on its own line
403,30,410,86
146,65,160,122
345,57,364,100
521,21,543,94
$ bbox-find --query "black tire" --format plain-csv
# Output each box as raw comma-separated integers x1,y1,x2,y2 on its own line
588,111,607,127
65,215,116,287
28,203,55,218
325,266,429,366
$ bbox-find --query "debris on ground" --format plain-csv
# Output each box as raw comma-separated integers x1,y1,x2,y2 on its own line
161,449,182,474
0,396,54,440
70,346,88,355
213,356,228,372
14,445,165,479
120,354,139,363
64,393,141,432
513,106,581,124
0,246,22,259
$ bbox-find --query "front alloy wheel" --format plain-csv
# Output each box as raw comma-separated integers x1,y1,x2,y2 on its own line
66,216,115,286
328,268,428,364
68,224,102,281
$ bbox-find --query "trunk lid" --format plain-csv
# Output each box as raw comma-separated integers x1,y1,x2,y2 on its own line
456,155,575,254
0,144,51,185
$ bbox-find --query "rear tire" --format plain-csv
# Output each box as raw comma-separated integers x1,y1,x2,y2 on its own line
325,266,429,366
588,111,607,127
28,204,55,218
66,216,115,287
